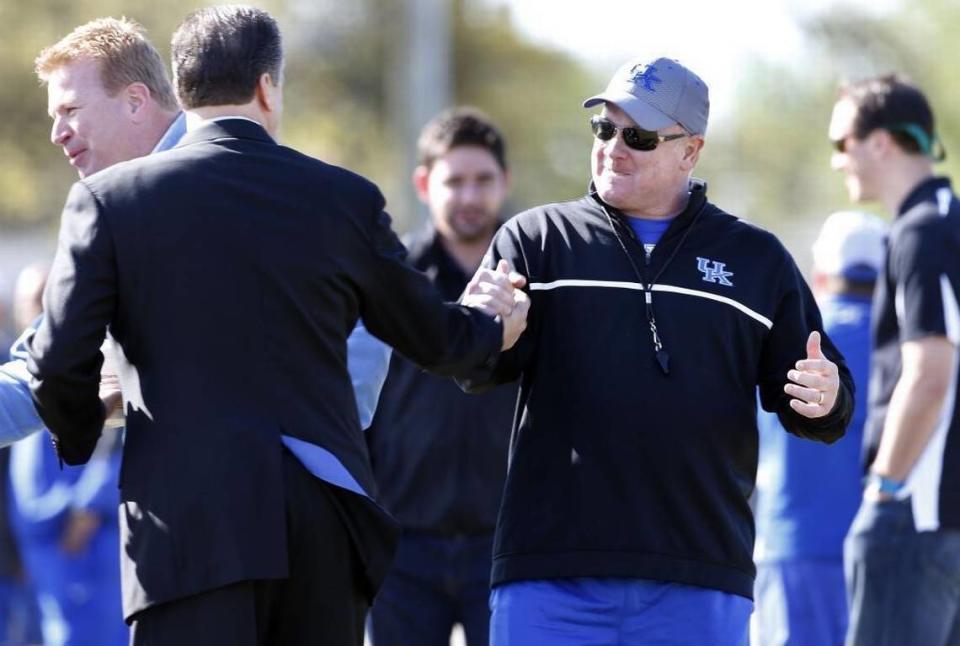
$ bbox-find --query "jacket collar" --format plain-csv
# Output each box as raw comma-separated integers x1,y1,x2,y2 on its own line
404,223,441,261
407,220,507,280
588,177,709,243
175,117,276,149
897,175,952,217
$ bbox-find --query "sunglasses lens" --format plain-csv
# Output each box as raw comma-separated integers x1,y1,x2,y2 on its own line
622,128,658,151
592,117,661,151
591,117,616,141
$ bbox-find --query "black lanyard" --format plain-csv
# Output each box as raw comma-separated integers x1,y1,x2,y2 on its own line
600,200,706,375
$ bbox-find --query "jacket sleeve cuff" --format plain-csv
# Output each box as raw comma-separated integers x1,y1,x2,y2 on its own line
454,317,503,393
779,380,853,444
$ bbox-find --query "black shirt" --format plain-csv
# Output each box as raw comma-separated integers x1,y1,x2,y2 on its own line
865,176,960,531
366,226,518,536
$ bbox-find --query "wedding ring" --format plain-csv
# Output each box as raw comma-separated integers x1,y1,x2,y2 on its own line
817,391,824,405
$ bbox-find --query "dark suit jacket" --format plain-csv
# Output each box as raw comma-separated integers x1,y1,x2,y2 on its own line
26,118,501,619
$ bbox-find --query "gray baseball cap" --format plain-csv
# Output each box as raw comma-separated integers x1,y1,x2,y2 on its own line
584,57,710,135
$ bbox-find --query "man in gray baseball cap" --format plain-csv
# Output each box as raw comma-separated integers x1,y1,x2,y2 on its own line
460,56,854,645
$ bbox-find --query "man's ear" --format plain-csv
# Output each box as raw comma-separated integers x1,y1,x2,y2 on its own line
870,128,898,159
680,135,704,171
256,73,280,113
125,83,151,123
412,165,431,203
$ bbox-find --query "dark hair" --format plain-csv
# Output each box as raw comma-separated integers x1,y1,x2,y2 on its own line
417,107,507,171
839,75,939,157
171,5,283,109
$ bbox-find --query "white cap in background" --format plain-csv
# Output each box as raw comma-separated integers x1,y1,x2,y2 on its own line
812,210,887,282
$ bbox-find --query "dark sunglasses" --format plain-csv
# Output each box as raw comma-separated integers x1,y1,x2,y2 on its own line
831,137,851,154
590,115,688,151
832,125,947,162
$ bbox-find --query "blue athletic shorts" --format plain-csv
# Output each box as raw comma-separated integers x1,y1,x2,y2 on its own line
490,577,752,645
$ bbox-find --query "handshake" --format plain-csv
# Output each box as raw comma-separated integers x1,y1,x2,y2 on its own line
462,259,531,351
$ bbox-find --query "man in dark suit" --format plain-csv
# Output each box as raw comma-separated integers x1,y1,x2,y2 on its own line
25,6,529,645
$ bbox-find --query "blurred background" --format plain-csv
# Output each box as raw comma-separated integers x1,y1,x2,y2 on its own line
0,2,957,643
0,0,958,341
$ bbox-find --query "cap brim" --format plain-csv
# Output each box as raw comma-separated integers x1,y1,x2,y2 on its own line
841,264,880,282
583,91,675,131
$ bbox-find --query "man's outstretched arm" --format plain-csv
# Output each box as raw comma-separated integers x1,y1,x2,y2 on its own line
27,182,117,465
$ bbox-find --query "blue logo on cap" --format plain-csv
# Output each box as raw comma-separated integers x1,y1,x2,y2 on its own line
629,64,662,93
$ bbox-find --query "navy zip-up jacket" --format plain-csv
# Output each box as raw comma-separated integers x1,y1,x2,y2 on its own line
461,180,854,598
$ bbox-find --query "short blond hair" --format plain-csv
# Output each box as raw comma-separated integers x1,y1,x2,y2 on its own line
36,17,177,112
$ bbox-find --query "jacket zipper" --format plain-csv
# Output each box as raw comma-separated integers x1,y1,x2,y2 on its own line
599,196,707,375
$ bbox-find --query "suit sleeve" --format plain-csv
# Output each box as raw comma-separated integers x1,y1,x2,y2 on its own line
757,254,854,443
0,360,44,446
0,321,45,444
346,190,503,378
25,182,116,465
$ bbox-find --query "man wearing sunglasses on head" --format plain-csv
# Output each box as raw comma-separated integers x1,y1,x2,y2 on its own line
830,76,960,646
458,57,854,644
